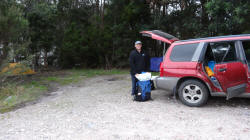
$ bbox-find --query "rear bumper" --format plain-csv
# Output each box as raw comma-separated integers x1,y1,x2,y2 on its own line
154,76,179,92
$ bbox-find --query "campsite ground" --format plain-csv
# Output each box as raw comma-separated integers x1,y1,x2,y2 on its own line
1,74,250,140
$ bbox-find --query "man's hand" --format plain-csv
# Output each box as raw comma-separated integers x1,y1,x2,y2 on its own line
135,73,139,77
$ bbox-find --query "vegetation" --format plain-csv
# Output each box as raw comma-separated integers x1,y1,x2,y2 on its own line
1,0,250,69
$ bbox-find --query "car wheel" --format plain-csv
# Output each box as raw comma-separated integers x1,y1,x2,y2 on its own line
178,80,209,107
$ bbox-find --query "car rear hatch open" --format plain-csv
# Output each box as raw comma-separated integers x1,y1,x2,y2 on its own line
141,30,179,83
140,30,179,44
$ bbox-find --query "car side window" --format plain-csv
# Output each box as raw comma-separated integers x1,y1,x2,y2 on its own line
170,43,199,62
209,42,237,63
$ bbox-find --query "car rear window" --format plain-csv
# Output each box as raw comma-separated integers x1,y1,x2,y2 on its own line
170,43,199,62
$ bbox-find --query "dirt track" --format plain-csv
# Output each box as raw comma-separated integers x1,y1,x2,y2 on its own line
1,74,250,140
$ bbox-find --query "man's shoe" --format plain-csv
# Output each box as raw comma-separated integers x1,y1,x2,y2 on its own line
131,95,136,101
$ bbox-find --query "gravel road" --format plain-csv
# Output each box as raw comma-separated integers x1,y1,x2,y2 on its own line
1,74,250,140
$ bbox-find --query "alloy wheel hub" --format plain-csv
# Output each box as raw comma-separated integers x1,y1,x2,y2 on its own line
182,84,203,104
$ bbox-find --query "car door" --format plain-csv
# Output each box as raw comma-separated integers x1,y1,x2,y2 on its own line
140,30,179,44
210,41,248,99
240,40,250,93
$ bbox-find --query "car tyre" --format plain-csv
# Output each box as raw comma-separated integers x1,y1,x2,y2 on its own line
178,80,209,107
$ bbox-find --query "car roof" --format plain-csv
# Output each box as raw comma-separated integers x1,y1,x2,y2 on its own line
175,34,250,43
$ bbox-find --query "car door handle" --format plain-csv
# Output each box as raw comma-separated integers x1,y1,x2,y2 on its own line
219,68,227,72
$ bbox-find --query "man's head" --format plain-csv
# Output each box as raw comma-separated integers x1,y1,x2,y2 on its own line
135,41,142,52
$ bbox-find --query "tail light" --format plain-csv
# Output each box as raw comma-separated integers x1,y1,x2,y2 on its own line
159,62,163,76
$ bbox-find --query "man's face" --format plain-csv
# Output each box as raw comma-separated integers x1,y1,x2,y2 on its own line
135,44,142,51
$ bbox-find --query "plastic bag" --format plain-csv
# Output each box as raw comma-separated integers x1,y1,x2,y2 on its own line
135,72,152,81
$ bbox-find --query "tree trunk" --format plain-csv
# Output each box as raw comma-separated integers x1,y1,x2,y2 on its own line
105,55,111,70
43,49,48,67
0,42,9,66
95,0,99,13
34,51,40,71
163,2,166,16
101,0,105,29
180,0,185,11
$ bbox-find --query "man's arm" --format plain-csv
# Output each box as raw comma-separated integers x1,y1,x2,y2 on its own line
129,51,136,75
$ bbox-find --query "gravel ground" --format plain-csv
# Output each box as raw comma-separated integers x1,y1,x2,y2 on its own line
1,74,250,140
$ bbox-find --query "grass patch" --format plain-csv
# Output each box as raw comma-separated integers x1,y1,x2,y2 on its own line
0,83,47,113
42,76,77,85
69,69,128,77
151,72,160,76
45,76,59,82
42,69,128,85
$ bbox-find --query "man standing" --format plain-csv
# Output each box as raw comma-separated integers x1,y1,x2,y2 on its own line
129,41,150,96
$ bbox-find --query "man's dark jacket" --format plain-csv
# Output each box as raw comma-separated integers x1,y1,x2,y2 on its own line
129,49,150,75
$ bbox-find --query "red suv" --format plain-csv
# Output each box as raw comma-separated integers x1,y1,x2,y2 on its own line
141,30,250,107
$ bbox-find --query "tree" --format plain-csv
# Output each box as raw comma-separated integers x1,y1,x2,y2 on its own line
2,0,250,70
0,0,29,66
56,0,91,68
206,0,250,35
27,1,56,67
